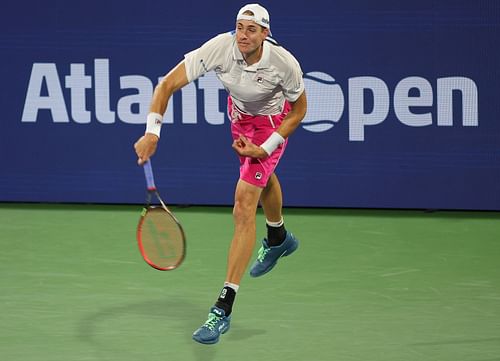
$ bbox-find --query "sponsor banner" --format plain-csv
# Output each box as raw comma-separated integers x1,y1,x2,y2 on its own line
1,1,499,209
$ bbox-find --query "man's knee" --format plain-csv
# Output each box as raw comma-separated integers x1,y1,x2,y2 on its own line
233,181,261,222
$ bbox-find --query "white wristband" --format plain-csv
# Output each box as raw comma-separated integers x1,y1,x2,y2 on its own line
260,132,285,155
145,112,163,138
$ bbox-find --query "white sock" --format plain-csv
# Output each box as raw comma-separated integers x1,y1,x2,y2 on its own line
224,282,239,292
266,218,284,228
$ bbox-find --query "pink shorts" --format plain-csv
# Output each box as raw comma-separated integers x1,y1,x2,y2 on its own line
228,96,291,188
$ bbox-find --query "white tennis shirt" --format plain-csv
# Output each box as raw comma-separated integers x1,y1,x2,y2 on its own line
184,32,304,116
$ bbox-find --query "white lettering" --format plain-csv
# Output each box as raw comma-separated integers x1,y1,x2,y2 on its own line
117,75,153,124
21,60,480,142
94,59,115,124
65,63,92,124
22,63,69,123
437,77,478,126
181,82,197,124
198,72,225,125
394,77,433,127
349,76,390,141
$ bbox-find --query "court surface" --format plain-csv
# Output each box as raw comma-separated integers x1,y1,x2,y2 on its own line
1,203,499,361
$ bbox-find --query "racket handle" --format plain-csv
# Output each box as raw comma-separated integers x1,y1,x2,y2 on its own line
143,160,156,190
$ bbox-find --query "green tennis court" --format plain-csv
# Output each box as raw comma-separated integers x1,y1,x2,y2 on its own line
1,203,499,361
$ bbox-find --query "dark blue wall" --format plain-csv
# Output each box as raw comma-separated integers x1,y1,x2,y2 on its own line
1,0,499,210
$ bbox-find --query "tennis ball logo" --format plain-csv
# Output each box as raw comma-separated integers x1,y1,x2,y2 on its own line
301,72,344,133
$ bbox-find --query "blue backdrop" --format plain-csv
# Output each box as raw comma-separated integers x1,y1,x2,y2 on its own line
1,0,499,210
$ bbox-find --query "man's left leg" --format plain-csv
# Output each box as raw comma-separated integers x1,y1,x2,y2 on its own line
249,173,299,277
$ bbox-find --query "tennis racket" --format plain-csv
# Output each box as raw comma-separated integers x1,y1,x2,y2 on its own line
136,160,186,271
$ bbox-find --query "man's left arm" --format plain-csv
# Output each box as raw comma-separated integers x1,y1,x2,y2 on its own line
232,91,307,158
275,91,307,139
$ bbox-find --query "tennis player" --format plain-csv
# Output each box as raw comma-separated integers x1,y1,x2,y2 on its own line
134,3,307,344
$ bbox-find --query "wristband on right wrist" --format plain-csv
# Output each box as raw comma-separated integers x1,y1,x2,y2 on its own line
145,112,163,138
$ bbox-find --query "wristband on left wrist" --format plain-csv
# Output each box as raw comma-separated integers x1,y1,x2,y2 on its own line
260,132,285,155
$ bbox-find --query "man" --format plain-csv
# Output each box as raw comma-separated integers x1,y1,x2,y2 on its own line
134,3,307,344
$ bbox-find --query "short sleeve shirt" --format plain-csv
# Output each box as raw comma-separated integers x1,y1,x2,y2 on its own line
184,32,304,115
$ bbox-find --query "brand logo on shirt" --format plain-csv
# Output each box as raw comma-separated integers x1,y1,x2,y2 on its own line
255,172,263,180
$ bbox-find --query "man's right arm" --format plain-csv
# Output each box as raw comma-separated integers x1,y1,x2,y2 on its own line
134,61,189,165
150,61,189,116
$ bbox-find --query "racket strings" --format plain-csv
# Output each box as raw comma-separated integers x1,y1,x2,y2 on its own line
140,208,184,268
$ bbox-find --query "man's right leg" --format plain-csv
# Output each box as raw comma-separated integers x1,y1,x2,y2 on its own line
193,179,262,344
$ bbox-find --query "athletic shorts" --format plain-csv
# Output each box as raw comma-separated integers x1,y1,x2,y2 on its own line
228,96,291,188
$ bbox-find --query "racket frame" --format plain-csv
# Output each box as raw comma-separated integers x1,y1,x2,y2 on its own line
136,161,186,271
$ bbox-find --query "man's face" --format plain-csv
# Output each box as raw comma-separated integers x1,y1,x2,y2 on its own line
235,19,269,57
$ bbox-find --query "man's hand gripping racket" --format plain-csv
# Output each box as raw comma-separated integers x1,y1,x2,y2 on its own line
136,160,186,270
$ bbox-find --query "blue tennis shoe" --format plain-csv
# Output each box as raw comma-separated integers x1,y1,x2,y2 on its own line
192,306,231,344
249,232,299,277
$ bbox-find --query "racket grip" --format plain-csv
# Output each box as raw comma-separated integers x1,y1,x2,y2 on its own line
143,160,156,190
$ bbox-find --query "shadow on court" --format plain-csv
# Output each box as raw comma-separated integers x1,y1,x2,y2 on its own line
77,297,266,360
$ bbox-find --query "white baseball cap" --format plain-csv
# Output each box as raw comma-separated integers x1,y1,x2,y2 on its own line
236,4,271,31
